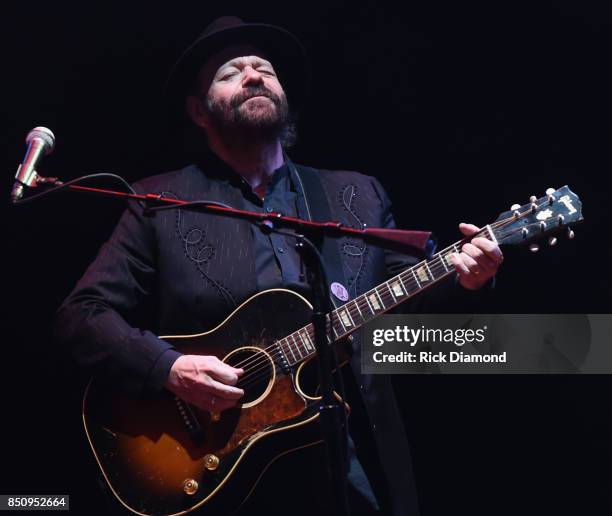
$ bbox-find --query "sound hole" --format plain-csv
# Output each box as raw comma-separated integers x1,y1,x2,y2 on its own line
226,348,274,404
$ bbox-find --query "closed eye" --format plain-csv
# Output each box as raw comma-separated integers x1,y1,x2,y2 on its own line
257,68,276,76
219,71,238,81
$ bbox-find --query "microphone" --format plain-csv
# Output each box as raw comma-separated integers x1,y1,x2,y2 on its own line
11,126,56,203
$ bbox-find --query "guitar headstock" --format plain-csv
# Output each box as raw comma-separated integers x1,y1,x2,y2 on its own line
490,186,583,251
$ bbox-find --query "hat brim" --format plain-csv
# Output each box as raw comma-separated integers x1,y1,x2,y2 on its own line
166,23,309,122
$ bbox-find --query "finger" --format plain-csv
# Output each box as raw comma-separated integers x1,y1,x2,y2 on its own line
214,355,244,374
461,244,497,271
208,379,245,400
471,237,504,264
459,223,480,236
450,253,470,275
208,360,243,385
460,254,483,275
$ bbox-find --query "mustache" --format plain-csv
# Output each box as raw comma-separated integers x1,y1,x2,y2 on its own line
230,87,280,108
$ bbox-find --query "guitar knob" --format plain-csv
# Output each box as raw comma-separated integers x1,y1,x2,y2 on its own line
510,203,521,210
545,188,556,195
548,237,558,246
557,215,565,225
529,244,540,253
183,478,199,495
539,221,546,231
567,228,575,239
204,454,220,471
521,228,529,239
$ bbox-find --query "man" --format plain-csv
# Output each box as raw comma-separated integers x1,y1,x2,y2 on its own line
55,16,502,516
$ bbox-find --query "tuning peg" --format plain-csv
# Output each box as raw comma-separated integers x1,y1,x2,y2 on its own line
529,243,540,253
529,195,537,203
548,237,558,246
511,203,521,210
567,228,575,239
545,188,556,196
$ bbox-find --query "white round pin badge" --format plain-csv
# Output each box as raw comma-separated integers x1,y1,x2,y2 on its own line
330,282,349,301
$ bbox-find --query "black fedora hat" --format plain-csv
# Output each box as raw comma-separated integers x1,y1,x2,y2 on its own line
166,16,309,119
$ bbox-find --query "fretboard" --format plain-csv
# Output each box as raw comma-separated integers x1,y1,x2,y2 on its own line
274,227,495,368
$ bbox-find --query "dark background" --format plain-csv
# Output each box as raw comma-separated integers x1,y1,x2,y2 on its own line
2,1,611,514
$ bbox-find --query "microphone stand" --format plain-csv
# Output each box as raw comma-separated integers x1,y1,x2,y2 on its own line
14,176,432,516
294,233,349,516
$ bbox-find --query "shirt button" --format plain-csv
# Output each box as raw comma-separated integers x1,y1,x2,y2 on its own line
278,247,285,253
372,424,377,432
266,206,273,212
360,384,366,392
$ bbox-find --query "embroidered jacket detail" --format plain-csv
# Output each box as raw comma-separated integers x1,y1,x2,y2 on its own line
338,184,367,297
162,191,237,309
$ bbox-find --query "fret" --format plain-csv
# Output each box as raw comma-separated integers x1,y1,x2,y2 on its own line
341,306,355,327
297,331,306,352
278,339,289,362
398,275,411,296
353,299,363,319
424,261,434,280
301,330,314,352
334,309,347,332
386,282,396,303
331,323,340,339
277,340,290,364
453,244,461,255
415,264,429,284
284,338,297,363
485,224,498,244
411,268,421,289
363,294,378,314
443,250,455,270
375,288,386,309
439,253,450,272
291,334,303,359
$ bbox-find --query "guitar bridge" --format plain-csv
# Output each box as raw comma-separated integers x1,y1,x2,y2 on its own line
175,396,205,444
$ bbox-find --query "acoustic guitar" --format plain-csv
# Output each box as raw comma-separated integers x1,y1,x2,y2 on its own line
83,186,583,515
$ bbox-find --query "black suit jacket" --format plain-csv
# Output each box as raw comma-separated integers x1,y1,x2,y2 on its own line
55,161,485,516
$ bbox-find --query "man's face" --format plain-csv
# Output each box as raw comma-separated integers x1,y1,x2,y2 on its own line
192,47,290,139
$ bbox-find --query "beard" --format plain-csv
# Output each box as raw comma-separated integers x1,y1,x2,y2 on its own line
205,86,292,143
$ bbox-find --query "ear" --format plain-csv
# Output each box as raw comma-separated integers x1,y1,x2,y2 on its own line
185,95,210,130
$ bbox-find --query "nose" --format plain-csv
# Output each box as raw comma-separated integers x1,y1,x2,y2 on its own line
241,66,264,87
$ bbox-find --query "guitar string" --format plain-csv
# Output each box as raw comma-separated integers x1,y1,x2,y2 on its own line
233,222,513,386
232,232,483,373
235,259,460,389
231,224,497,376
233,205,564,388
234,265,449,388
235,265,455,391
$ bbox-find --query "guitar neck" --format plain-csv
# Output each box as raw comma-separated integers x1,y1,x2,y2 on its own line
275,226,497,367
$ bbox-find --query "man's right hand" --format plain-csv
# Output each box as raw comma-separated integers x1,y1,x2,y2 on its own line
165,355,244,412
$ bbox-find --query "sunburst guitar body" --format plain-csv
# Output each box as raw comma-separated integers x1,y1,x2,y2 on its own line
84,289,343,516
